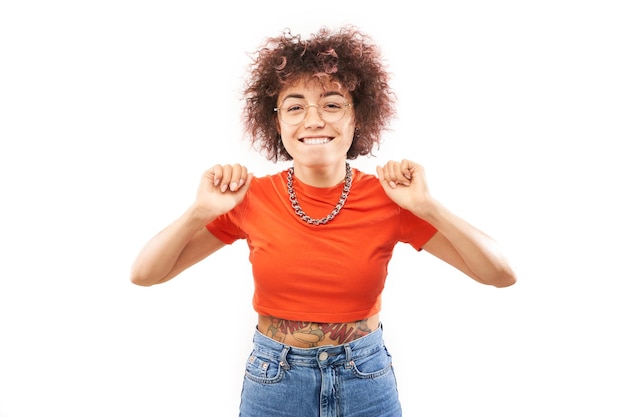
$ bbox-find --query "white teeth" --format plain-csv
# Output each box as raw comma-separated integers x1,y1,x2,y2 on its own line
302,138,330,145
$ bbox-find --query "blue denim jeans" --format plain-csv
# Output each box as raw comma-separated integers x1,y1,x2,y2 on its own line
239,325,402,417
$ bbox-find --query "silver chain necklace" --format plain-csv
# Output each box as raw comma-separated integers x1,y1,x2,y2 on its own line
287,162,352,225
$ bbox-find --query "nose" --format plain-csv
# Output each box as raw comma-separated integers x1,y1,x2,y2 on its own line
303,104,325,128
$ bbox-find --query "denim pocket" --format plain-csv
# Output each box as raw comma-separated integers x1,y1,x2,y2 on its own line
350,346,393,379
244,352,284,384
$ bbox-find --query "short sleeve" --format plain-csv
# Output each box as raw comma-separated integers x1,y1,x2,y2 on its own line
399,209,437,250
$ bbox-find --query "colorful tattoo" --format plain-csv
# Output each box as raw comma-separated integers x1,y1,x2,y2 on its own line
265,317,373,347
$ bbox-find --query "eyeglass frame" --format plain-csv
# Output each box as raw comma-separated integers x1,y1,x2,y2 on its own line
273,100,353,125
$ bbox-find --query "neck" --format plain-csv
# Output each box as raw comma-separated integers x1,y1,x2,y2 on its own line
292,161,350,187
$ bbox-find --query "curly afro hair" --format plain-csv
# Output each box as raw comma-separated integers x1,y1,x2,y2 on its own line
242,25,396,162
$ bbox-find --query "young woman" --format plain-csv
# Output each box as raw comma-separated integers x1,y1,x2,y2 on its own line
130,25,516,417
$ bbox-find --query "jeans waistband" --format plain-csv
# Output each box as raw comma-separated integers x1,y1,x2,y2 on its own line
251,324,385,368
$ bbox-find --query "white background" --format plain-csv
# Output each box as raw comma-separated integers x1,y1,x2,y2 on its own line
1,1,625,416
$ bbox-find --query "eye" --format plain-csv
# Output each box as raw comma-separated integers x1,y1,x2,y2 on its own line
322,101,343,112
285,103,305,113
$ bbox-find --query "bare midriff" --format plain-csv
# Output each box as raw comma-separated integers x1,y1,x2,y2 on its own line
257,314,380,348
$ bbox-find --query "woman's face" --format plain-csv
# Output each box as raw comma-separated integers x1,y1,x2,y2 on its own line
276,77,355,170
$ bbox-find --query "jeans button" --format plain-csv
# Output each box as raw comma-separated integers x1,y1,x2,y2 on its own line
319,351,329,361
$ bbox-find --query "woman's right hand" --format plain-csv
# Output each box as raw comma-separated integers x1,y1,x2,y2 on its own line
130,163,253,287
193,164,253,221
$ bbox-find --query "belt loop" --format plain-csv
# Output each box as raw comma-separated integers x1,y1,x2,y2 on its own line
344,344,354,369
279,346,290,370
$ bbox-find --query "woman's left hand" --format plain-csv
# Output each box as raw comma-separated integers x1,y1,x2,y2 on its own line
378,160,517,288
376,159,434,218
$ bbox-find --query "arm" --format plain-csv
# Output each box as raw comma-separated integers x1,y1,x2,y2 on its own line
376,160,516,287
130,164,253,286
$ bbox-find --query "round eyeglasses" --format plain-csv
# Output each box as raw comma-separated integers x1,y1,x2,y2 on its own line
274,98,352,125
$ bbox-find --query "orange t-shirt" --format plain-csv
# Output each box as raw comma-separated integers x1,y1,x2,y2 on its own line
206,168,437,323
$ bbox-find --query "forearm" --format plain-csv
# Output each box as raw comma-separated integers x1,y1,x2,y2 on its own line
420,201,516,287
130,205,214,286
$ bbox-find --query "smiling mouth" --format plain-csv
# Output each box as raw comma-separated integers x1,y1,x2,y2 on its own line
300,137,332,145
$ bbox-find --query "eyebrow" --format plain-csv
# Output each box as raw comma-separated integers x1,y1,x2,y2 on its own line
281,91,345,102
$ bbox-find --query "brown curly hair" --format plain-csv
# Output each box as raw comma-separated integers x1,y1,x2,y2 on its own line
242,25,396,162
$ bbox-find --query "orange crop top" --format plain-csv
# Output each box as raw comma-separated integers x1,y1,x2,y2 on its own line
206,168,437,323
